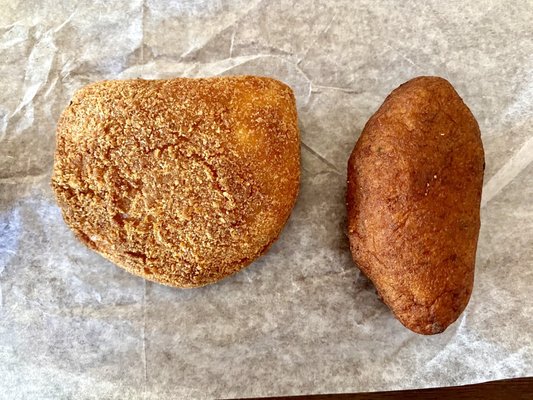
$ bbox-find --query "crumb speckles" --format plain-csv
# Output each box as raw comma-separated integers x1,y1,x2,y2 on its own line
51,76,300,288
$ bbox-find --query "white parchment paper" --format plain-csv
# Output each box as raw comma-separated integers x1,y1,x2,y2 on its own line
1,1,532,399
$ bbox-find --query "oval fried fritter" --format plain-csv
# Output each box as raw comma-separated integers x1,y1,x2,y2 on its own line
52,76,300,288
347,76,484,334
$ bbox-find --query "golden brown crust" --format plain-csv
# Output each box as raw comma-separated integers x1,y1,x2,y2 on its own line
52,76,300,288
347,76,484,334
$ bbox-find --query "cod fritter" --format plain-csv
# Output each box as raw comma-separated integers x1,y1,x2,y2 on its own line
347,76,484,334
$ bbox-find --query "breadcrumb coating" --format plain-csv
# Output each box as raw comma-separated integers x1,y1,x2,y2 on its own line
52,76,300,288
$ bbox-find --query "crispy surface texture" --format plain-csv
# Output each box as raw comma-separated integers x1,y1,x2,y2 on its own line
52,76,300,288
347,76,484,334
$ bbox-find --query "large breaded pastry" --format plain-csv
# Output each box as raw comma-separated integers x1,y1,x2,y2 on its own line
347,76,484,334
52,76,300,288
